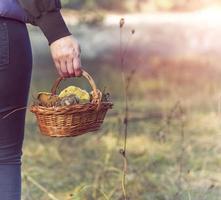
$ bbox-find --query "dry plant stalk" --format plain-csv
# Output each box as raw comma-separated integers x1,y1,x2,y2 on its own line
166,102,191,200
119,17,136,200
155,101,182,142
23,174,59,200
173,103,186,200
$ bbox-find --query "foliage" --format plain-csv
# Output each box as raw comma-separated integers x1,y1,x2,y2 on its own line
61,0,126,11
61,0,220,12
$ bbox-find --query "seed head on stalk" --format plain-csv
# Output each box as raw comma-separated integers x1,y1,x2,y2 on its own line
120,18,125,28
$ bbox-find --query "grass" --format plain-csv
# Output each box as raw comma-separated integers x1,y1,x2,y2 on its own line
19,19,221,199
19,53,221,200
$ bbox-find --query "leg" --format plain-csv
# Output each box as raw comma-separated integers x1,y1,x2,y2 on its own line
0,165,21,199
0,17,32,200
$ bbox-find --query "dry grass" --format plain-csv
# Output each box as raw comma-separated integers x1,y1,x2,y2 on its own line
18,54,221,199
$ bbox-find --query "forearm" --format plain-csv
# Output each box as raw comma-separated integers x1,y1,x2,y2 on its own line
18,0,71,45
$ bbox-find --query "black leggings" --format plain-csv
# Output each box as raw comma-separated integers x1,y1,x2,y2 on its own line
0,17,32,199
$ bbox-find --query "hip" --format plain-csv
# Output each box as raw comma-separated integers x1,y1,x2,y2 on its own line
0,16,32,111
0,16,32,69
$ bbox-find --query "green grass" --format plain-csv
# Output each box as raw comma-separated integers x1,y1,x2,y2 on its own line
20,53,221,200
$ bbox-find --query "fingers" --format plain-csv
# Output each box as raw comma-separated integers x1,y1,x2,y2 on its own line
60,54,82,78
55,56,81,78
73,55,82,77
54,60,63,77
67,56,75,77
61,47,82,78
72,46,82,77
60,60,69,78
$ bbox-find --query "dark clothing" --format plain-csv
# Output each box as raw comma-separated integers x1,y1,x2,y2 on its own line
18,0,71,44
0,165,21,199
0,1,71,198
0,17,32,199
0,0,30,23
0,0,71,44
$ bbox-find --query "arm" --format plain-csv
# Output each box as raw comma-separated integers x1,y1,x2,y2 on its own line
18,0,82,77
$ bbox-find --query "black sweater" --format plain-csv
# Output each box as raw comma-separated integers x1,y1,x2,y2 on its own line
18,0,71,45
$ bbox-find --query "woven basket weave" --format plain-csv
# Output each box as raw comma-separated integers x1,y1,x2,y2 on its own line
30,70,113,137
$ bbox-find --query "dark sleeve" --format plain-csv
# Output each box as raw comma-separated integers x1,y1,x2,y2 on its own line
18,0,71,45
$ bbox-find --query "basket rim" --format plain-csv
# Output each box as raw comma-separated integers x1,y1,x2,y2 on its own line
30,101,113,114
31,101,113,109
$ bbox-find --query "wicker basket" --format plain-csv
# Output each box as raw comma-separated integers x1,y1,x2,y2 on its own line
30,69,113,137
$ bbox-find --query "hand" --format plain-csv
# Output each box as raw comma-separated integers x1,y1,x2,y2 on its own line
50,35,82,77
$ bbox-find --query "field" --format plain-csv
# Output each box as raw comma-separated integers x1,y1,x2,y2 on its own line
21,12,221,200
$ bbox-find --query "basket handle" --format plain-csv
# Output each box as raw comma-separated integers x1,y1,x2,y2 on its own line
51,69,101,106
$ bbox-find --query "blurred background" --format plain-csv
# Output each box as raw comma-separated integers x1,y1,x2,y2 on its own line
22,0,221,199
